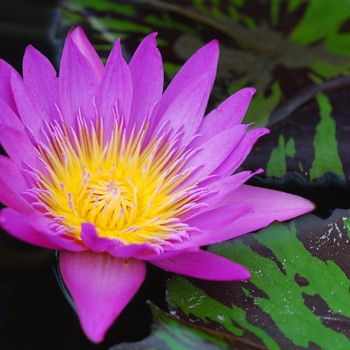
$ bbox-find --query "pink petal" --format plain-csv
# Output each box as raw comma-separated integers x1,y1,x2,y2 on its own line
96,39,132,141
0,208,85,251
59,251,146,343
214,127,269,177
198,169,263,209
11,72,50,141
136,246,200,261
23,45,60,121
150,249,250,281
216,184,315,229
187,185,315,245
171,185,314,250
0,208,60,249
0,59,19,113
190,87,256,148
80,223,156,257
108,243,159,259
179,125,247,187
185,203,252,232
0,155,32,213
80,223,116,252
0,99,42,170
0,95,24,129
128,33,163,131
59,36,99,127
69,26,105,81
152,40,219,147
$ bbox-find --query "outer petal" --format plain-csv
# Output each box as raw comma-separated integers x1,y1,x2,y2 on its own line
81,223,116,252
179,125,247,188
129,33,163,131
171,185,315,250
136,246,200,261
216,184,315,228
81,223,157,258
197,169,263,209
150,249,250,280
214,127,269,176
69,26,105,81
0,59,19,113
81,224,201,260
96,39,132,141
0,208,85,251
152,40,219,147
23,45,60,121
0,155,32,213
0,208,60,249
0,127,42,172
11,72,51,141
190,87,256,148
185,203,252,232
59,36,99,127
0,99,42,170
59,251,146,343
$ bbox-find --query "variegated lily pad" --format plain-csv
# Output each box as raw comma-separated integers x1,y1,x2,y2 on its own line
167,209,350,349
110,302,266,350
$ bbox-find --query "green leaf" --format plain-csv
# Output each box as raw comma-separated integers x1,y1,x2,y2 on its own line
243,89,350,180
167,210,350,349
309,93,344,180
110,302,265,350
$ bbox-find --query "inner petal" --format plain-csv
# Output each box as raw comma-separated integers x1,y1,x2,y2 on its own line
29,114,207,246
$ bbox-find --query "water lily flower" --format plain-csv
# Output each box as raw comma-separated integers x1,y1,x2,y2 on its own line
0,27,314,342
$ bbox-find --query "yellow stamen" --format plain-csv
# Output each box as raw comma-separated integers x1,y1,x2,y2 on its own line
35,118,201,246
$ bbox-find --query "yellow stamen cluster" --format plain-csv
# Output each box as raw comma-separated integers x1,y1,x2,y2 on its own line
34,116,200,245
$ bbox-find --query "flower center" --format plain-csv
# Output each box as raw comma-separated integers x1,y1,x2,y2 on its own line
32,115,204,245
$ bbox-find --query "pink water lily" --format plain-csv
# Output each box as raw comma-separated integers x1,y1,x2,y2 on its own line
0,27,314,342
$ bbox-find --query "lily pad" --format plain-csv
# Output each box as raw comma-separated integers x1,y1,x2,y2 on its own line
243,85,350,181
167,209,350,349
110,302,266,350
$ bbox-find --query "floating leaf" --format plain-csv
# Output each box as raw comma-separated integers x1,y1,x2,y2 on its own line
110,302,266,350
243,86,350,180
167,209,350,349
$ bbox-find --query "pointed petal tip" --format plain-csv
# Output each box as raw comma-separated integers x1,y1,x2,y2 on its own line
206,39,219,57
232,265,251,281
244,87,256,95
301,197,316,213
60,251,146,343
194,38,219,61
273,190,316,218
67,25,85,41
140,32,160,52
243,270,251,280
210,38,219,47
85,328,105,344
229,86,256,97
24,44,35,55
253,126,270,137
146,31,158,40
151,250,251,281
69,25,82,33
113,38,121,47
67,26,104,81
